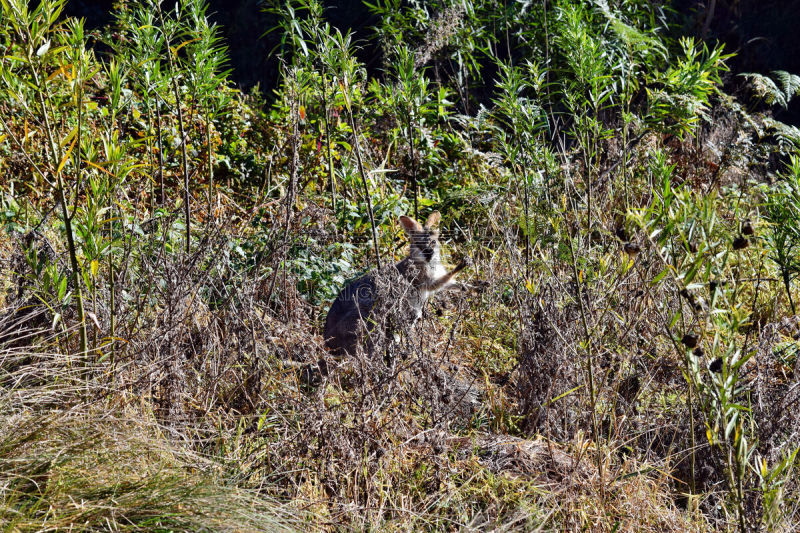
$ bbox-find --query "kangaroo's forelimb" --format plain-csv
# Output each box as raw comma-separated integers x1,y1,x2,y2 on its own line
423,258,471,292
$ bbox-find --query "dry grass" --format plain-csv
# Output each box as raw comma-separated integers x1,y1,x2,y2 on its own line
0,345,303,532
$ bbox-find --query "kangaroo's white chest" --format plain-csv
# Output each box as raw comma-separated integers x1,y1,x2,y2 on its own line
433,262,448,279
411,262,449,321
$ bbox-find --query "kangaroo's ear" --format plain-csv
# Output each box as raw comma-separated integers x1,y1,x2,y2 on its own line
424,211,441,229
399,215,422,233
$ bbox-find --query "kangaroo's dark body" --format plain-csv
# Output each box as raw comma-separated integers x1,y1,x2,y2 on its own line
323,260,415,356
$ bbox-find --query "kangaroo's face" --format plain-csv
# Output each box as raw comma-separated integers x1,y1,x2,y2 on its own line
399,212,442,267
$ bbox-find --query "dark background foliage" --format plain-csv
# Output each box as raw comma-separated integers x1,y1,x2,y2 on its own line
65,0,381,91
64,0,800,124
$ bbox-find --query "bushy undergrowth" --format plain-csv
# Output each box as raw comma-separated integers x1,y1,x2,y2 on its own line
2,0,800,530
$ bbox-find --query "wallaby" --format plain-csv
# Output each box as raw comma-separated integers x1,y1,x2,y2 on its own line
324,211,469,357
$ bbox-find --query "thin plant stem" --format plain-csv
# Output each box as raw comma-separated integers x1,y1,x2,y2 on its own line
321,68,337,218
155,2,192,254
28,42,89,359
343,84,381,269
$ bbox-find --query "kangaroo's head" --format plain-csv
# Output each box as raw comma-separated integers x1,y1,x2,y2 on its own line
399,212,442,267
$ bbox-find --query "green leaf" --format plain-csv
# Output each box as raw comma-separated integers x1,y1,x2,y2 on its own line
725,413,739,440
545,384,583,405
651,268,669,285
57,276,67,300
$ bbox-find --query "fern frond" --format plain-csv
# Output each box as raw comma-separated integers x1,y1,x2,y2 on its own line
763,117,800,154
740,72,785,107
741,70,800,109
772,70,800,103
